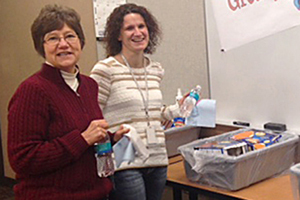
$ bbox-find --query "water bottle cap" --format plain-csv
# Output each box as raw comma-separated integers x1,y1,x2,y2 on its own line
189,92,200,101
195,85,202,92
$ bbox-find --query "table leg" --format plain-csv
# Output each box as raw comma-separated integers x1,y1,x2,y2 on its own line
189,191,198,200
173,188,182,200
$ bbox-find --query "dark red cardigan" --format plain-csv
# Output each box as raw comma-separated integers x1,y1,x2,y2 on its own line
8,63,112,200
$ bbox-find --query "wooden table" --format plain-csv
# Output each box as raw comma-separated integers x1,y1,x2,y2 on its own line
167,156,295,200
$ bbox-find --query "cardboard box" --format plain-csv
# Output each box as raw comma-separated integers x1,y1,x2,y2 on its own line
194,140,249,156
178,128,298,191
165,126,201,157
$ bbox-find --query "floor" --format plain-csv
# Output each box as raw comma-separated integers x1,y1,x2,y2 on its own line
162,186,174,200
0,185,198,200
0,185,14,200
0,185,174,200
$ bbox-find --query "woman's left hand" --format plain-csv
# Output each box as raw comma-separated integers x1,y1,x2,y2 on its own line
113,125,130,142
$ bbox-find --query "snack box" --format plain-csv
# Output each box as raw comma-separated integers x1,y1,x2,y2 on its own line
194,140,249,156
178,128,298,191
231,130,281,150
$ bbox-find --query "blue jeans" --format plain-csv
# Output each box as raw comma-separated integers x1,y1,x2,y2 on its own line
109,167,167,200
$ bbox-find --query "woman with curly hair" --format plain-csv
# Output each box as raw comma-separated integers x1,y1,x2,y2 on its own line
90,3,182,200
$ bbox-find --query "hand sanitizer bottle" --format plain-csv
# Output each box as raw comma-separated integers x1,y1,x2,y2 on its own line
172,88,185,127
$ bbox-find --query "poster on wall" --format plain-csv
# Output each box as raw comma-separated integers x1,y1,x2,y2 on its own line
210,0,300,51
93,0,126,40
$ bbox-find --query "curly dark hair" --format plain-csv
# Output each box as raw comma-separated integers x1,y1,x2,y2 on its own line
104,3,161,57
31,4,85,58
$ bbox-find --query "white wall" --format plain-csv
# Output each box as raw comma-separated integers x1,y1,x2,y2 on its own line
206,0,300,131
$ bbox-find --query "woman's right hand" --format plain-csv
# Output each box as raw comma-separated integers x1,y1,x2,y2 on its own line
81,119,109,145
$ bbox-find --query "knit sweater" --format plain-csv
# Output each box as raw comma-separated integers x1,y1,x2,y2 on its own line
8,63,112,200
90,56,180,170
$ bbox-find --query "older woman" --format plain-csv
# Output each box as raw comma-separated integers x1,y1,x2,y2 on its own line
90,3,182,200
7,4,127,200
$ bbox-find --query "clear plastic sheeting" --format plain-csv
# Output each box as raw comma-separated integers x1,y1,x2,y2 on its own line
178,129,299,191
290,163,300,200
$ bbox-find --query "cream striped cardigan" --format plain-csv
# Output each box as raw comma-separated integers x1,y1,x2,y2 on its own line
90,56,181,170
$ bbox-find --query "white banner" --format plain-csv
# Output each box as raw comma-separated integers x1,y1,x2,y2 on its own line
211,0,300,51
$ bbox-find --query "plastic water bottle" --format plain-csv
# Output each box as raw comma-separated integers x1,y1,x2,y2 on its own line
95,133,114,177
180,85,202,118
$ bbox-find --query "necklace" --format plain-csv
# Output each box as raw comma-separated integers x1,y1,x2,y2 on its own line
120,53,158,144
121,53,150,125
